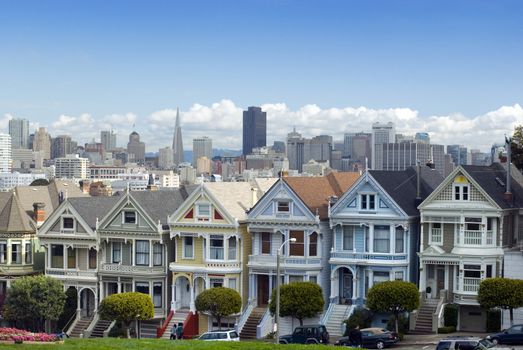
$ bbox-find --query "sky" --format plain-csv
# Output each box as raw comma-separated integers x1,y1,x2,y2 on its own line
0,0,522,152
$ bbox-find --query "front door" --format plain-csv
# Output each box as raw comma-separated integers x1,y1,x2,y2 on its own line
257,275,269,306
339,268,353,304
436,267,445,297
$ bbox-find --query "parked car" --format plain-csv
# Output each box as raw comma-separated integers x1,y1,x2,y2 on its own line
334,327,399,349
436,336,513,350
197,329,240,341
487,324,523,345
279,324,329,344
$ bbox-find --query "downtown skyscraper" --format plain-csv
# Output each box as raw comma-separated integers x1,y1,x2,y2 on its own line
8,118,29,149
242,106,266,156
172,108,184,166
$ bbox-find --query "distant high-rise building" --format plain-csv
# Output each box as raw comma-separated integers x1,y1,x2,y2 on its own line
242,106,266,156
0,134,12,173
286,129,332,172
159,147,174,169
351,132,372,166
371,122,395,169
192,136,212,167
172,108,184,165
415,132,430,144
55,155,88,179
380,141,445,176
447,145,468,166
127,131,145,163
470,149,490,166
8,118,29,149
51,135,73,159
33,127,51,160
101,130,117,152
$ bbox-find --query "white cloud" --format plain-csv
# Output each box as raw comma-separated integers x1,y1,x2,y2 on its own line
4,101,522,153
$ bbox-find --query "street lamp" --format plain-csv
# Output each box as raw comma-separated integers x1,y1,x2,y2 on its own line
275,237,296,344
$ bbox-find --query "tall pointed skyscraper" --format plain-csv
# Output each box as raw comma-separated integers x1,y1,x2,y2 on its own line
172,108,184,165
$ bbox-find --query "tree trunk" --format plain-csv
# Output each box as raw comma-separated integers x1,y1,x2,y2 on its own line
217,316,221,330
299,318,304,326
510,308,514,327
394,312,399,334
124,321,131,339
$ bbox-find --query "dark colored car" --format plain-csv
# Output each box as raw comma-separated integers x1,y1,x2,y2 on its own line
279,324,329,344
334,327,399,349
436,336,512,350
487,324,523,345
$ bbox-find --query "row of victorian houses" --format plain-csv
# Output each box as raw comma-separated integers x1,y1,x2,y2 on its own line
0,163,522,338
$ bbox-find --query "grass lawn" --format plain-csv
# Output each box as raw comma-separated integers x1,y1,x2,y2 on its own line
1,338,353,349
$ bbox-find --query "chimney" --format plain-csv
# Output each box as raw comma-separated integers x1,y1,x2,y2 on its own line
33,202,46,227
251,187,257,206
505,136,513,204
81,180,90,194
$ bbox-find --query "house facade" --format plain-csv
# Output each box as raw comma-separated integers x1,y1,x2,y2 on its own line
418,165,512,332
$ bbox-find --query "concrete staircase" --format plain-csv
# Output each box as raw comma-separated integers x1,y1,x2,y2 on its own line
139,319,162,338
89,319,112,338
324,304,352,337
68,316,94,338
411,299,438,334
239,307,267,340
159,309,190,339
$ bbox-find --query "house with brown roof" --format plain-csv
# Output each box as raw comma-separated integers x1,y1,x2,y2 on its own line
244,172,360,339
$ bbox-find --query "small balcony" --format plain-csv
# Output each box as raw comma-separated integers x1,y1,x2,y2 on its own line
329,251,407,263
248,254,322,268
100,263,165,275
45,268,97,281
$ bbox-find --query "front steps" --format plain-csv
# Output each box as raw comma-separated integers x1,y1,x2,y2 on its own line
89,319,112,338
324,304,352,337
159,309,190,339
68,316,94,338
411,299,438,334
239,307,267,340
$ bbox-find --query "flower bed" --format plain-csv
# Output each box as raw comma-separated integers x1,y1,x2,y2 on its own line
0,327,59,343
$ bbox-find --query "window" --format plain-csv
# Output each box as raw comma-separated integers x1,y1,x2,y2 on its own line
25,242,32,264
454,184,469,201
395,227,404,253
465,217,481,231
261,232,271,254
210,235,224,260
135,240,149,266
67,247,76,268
277,201,290,213
62,217,74,230
361,194,376,210
135,282,149,294
153,282,162,308
430,223,442,244
88,248,97,269
373,271,389,285
153,243,163,266
183,237,194,259
289,231,304,256
0,242,6,263
196,203,210,220
124,211,136,224
112,242,122,263
51,244,64,268
309,232,318,256
373,226,390,253
486,265,492,278
394,271,404,281
289,275,304,283
463,264,481,278
343,226,354,251
228,237,237,260
309,275,318,284
228,278,237,291
210,278,223,288
11,243,21,264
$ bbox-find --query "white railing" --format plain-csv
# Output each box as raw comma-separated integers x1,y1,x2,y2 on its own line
431,228,442,244
205,261,241,269
46,268,97,279
463,278,480,292
486,230,494,245
463,230,482,245
329,251,407,261
256,308,273,339
100,263,165,274
320,302,335,325
236,302,254,334
249,255,322,266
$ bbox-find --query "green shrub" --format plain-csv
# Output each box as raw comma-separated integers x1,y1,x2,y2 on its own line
269,282,324,326
343,307,373,335
438,326,456,334
443,304,458,327
486,308,501,332
196,287,242,330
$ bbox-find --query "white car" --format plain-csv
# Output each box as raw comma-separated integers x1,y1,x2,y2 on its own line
198,329,240,341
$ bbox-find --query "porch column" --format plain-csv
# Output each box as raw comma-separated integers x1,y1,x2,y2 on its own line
77,288,81,313
330,270,336,303
268,273,273,304
117,281,122,294
62,244,66,269
353,267,359,300
149,240,153,267
94,289,98,312
99,281,105,300
189,281,195,312
368,224,374,253
171,278,175,311
444,265,450,291
131,239,135,266
419,261,426,292
390,226,395,253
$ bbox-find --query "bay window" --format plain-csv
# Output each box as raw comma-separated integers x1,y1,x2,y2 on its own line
183,236,194,259
309,232,318,257
153,243,163,266
135,240,149,266
343,226,354,251
261,232,271,254
11,243,21,264
395,227,404,253
289,231,304,256
228,237,236,260
373,226,390,253
153,282,162,308
210,235,224,260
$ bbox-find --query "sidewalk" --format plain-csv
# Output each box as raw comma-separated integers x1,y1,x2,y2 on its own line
401,332,488,346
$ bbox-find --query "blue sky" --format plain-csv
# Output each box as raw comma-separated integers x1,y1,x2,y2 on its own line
0,1,522,151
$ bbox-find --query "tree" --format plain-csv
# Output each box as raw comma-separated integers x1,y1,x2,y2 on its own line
366,281,419,334
30,178,50,186
3,275,66,332
99,292,154,338
195,287,241,330
269,281,324,326
478,278,523,327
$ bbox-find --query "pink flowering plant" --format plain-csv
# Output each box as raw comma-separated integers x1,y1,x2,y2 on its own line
0,327,58,342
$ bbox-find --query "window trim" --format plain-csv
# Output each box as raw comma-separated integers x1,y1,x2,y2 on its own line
153,282,162,308
135,240,150,266
360,193,376,211
153,243,163,266
123,211,137,224
25,242,32,264
276,201,290,214
0,241,7,264
429,222,443,246
261,232,271,255
453,184,470,201
183,236,194,259
112,242,122,263
61,216,75,231
342,226,354,251
196,203,211,221
11,242,22,264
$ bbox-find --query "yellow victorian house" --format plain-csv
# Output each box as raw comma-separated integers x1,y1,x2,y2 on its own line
168,179,275,333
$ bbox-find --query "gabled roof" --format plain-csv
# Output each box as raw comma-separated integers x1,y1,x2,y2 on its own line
369,167,444,216
130,189,195,226
67,196,120,229
283,172,361,219
0,192,34,232
462,163,523,209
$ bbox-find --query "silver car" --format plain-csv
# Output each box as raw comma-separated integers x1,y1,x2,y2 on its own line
198,329,240,342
